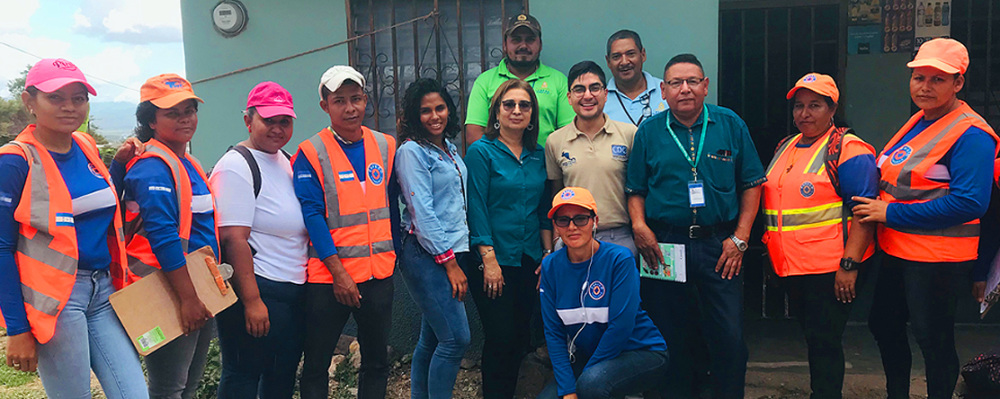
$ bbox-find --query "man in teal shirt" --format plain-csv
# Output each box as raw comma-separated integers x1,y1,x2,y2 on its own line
465,13,574,146
626,53,765,399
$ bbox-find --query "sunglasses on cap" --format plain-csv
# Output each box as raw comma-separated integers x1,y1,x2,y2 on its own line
552,214,594,228
501,100,532,112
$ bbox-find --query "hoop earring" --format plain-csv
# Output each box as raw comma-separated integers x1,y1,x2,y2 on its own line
527,123,534,131
494,121,500,129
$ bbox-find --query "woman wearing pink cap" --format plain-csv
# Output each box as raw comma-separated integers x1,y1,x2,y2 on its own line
0,58,148,397
122,74,219,399
853,38,1000,399
761,73,878,399
209,81,308,399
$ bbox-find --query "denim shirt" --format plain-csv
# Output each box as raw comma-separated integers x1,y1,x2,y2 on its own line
396,140,470,255
466,137,551,267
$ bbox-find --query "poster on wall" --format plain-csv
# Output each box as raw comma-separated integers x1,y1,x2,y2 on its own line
849,25,883,54
882,0,916,53
914,1,952,47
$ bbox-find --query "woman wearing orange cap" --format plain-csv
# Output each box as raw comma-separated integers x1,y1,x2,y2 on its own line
853,38,999,399
761,73,878,399
538,187,668,399
121,74,219,399
0,58,148,397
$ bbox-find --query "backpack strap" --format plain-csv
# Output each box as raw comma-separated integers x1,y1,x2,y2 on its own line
228,144,262,198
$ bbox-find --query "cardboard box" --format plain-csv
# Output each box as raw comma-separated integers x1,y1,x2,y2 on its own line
110,246,237,355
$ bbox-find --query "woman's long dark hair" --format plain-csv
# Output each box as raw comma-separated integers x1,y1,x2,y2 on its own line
484,79,540,149
397,78,461,147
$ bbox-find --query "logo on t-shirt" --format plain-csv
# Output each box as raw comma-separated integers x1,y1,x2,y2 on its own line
367,163,384,186
88,163,103,179
588,281,605,300
800,181,815,198
890,145,912,166
611,145,628,161
560,151,576,168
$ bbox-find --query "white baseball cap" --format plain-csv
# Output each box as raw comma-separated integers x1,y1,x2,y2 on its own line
318,66,366,99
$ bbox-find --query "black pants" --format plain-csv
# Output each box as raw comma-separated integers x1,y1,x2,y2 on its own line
783,271,853,399
465,255,539,399
868,255,971,399
300,276,394,399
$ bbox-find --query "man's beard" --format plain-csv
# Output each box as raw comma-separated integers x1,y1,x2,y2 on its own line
507,57,539,69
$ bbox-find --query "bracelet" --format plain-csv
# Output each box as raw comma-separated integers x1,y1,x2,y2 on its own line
480,247,494,257
543,249,553,255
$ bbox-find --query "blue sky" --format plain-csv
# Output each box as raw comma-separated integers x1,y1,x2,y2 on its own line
1,0,186,104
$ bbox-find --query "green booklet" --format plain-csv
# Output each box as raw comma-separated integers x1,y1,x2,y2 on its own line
639,243,687,283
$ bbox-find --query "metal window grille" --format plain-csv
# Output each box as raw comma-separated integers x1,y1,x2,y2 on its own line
951,0,1000,129
348,0,529,147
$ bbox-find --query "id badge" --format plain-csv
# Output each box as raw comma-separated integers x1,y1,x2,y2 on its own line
688,181,706,208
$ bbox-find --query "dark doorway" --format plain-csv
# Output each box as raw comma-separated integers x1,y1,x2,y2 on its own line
718,1,844,320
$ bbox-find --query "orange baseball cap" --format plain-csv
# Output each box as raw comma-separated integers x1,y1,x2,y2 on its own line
548,187,598,219
907,38,969,75
786,73,839,104
140,74,204,108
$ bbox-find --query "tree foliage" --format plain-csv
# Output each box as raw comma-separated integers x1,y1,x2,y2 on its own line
1,65,109,147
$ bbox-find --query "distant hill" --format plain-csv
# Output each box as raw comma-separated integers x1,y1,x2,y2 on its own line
90,102,138,141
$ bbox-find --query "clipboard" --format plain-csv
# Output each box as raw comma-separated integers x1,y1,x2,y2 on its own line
110,246,238,355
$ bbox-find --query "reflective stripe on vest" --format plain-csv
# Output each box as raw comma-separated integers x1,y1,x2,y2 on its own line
300,127,396,283
0,127,127,343
123,139,216,284
761,128,875,277
877,101,999,262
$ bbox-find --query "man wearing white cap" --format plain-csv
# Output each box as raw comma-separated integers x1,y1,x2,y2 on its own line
292,65,398,399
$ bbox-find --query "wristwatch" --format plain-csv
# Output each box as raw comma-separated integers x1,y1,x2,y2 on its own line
840,257,859,271
729,235,748,252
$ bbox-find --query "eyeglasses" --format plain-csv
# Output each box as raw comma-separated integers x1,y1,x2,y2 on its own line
664,77,706,89
501,100,532,112
552,214,594,228
640,93,652,118
570,83,605,96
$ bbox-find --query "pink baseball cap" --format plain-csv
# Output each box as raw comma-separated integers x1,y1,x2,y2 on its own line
25,58,96,95
247,81,296,118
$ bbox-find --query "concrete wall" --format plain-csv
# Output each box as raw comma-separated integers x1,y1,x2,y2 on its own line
532,0,720,103
842,53,914,150
181,0,350,164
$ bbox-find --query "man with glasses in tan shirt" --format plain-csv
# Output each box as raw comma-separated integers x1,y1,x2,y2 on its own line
545,61,637,255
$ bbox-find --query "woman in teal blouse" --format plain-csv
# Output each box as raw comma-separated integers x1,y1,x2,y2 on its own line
465,79,553,399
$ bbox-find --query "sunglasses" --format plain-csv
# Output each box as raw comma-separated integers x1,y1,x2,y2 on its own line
552,214,594,228
501,100,533,112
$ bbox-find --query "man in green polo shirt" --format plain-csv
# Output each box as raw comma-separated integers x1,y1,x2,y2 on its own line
465,13,574,146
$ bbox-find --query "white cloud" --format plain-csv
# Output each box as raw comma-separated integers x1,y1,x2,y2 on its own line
73,10,92,28
73,0,183,43
0,33,73,97
0,0,40,33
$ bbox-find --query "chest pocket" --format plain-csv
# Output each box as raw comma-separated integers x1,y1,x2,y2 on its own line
702,149,736,193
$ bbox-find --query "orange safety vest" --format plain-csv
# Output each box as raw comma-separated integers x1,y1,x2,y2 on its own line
294,127,396,284
0,125,126,343
123,138,218,286
762,127,876,277
878,101,999,263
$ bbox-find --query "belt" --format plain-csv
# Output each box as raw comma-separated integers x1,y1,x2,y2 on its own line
647,219,737,240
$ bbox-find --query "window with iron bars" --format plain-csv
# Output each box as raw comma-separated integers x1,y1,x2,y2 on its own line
348,0,529,148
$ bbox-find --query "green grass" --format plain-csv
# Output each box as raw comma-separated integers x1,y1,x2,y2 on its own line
0,363,35,388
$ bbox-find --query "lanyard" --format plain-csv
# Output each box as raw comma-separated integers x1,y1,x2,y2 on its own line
615,91,644,126
665,105,709,181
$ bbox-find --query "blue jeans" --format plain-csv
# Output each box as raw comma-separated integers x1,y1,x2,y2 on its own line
398,234,471,399
537,350,669,399
217,275,305,399
36,268,148,399
639,228,748,399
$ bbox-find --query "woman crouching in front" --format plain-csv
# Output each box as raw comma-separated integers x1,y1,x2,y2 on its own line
538,187,668,399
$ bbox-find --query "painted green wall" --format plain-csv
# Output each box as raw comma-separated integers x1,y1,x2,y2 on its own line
531,0,719,103
181,0,349,164
842,53,914,151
